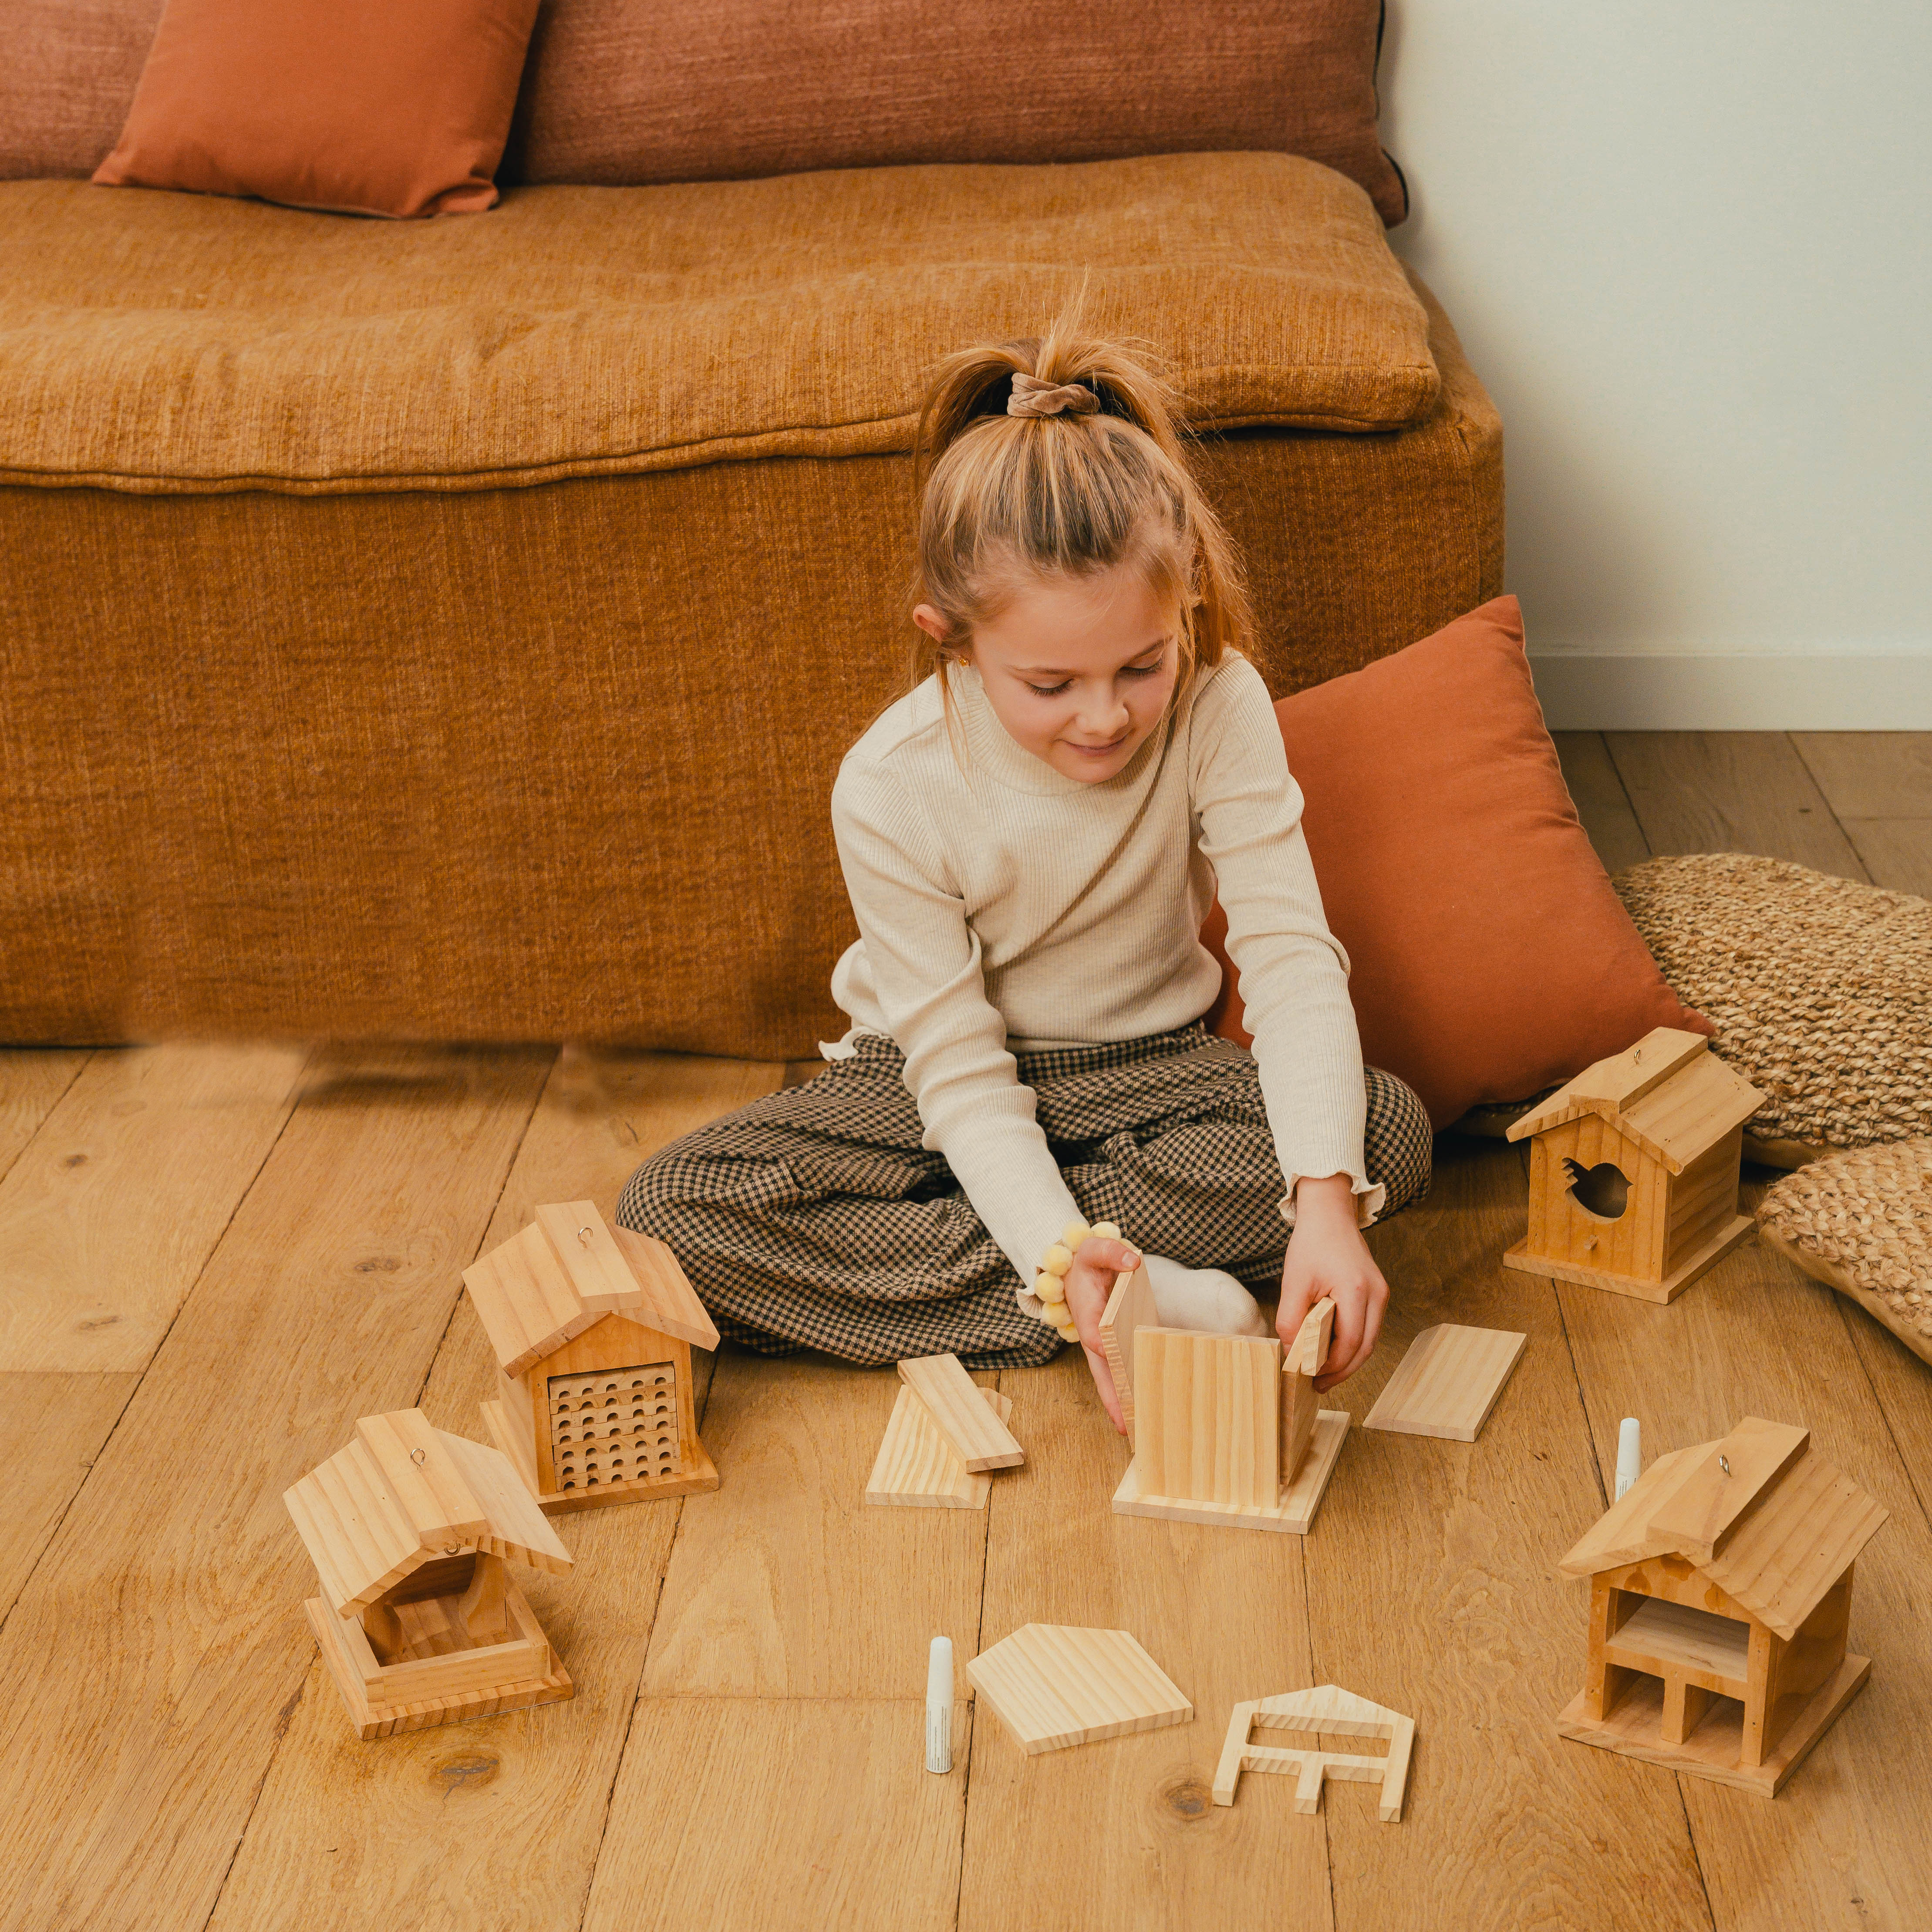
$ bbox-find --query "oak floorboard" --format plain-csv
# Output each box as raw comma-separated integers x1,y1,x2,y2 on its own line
1790,733,1932,820
957,1346,1329,1932
0,1041,307,1372
1604,734,1868,876
583,1698,972,1932
205,1052,779,1932
642,1351,992,1699
1558,1223,1932,1930
0,1371,136,1627
0,1048,89,1183
1310,1138,1713,1932
0,1047,553,1932
1554,731,1652,875
1838,819,1932,898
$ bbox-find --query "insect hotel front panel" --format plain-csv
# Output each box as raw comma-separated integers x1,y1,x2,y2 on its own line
465,1200,722,1514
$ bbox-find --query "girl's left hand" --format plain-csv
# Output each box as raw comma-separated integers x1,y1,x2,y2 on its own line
1278,1173,1387,1392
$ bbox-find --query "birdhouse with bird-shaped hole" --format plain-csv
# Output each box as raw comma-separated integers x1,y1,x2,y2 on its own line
1502,1027,1762,1304
284,1407,576,1740
466,1201,721,1513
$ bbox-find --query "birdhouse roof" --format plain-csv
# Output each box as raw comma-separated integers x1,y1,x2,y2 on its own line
1507,1028,1763,1174
1558,1415,1886,1640
284,1408,572,1617
463,1200,719,1376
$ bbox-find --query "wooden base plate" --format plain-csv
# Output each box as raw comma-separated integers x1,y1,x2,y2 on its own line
1557,1652,1870,1797
306,1597,575,1742
482,1398,719,1514
1501,1214,1755,1305
1112,1410,1348,1534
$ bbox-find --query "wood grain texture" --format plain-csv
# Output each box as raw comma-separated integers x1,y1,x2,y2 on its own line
1790,734,1932,821
968,1624,1193,1754
0,1048,88,1186
1554,731,1652,874
959,1345,1332,1932
867,1381,1013,1508
1305,1137,1715,1932
583,1699,972,1932
898,1352,1024,1470
1839,817,1932,897
0,1047,553,1932
0,1370,136,1626
1362,1324,1527,1442
0,1042,306,1372
643,1354,991,1698
1605,732,1868,875
206,1050,774,1932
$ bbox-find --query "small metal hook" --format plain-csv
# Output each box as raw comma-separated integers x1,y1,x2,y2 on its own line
1719,1454,1731,1476
411,1447,427,1465
577,1225,594,1247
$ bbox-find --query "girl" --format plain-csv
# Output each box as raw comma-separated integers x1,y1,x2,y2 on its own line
617,320,1431,1431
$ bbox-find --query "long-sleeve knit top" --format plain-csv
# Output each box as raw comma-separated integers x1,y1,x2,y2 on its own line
824,651,1379,1290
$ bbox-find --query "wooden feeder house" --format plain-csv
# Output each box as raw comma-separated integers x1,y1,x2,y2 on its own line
1503,1026,1763,1303
1556,1415,1885,1796
469,1200,721,1512
285,1407,575,1740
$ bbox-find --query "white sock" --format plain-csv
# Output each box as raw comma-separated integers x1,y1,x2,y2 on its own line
1142,1254,1270,1337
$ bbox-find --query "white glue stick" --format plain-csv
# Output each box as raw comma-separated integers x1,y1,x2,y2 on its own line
1615,1417,1642,1500
925,1636,954,1773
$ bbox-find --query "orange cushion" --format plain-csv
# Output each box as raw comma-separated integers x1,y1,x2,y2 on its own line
93,0,539,219
1204,596,1709,1126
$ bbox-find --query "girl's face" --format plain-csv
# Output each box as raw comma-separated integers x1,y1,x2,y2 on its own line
915,560,1179,785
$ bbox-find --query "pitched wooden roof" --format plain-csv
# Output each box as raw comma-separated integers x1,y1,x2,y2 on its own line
463,1200,720,1375
284,1408,571,1616
1507,1028,1762,1173
1558,1415,1886,1640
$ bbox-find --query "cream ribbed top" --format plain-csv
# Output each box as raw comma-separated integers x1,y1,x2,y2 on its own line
826,652,1379,1290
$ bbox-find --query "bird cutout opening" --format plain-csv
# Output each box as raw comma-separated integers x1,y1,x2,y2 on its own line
1562,1156,1632,1222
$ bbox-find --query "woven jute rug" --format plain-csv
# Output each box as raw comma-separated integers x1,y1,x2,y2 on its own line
1615,853,1932,1164
1758,1139,1932,1367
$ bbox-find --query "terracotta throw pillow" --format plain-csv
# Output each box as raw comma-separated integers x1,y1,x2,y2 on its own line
1202,597,1710,1126
94,0,539,218
512,0,1408,226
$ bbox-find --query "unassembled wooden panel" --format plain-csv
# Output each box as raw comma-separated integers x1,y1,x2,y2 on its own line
867,1383,1014,1509
1097,1262,1157,1437
1135,1328,1280,1508
966,1624,1192,1754
1363,1325,1527,1443
897,1353,1024,1471
1213,1684,1414,1820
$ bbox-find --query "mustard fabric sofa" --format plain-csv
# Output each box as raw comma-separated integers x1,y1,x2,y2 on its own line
0,153,1501,1055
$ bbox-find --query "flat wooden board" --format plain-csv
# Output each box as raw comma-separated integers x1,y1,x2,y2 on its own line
897,1353,1023,1471
1113,1410,1349,1536
1363,1325,1528,1442
966,1624,1192,1755
1557,1654,1871,1797
1502,1213,1754,1304
866,1382,1014,1509
1096,1262,1157,1436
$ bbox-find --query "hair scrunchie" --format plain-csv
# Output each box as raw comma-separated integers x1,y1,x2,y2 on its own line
1007,372,1100,419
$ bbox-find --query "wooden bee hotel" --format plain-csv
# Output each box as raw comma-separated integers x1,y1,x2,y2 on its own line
1504,1026,1763,1303
468,1200,721,1512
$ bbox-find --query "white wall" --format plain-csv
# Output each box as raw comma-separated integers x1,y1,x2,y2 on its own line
1381,3,1932,727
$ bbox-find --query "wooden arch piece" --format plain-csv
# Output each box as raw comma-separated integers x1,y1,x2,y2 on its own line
1211,1684,1414,1821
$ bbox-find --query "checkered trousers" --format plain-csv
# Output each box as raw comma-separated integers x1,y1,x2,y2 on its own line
616,1022,1432,1369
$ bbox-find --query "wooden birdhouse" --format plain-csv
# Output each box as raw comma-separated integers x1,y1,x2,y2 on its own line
1503,1026,1763,1303
1556,1415,1885,1796
285,1407,575,1740
467,1200,721,1513
1105,1267,1349,1534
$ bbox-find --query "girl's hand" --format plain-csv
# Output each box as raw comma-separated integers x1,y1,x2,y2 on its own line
1057,1235,1142,1434
1278,1174,1386,1392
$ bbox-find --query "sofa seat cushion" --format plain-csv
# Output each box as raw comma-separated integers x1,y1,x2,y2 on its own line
0,153,1438,496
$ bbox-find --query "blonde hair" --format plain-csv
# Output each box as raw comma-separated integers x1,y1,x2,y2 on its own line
908,314,1254,719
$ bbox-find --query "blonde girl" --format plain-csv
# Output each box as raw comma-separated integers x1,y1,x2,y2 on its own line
618,320,1431,1429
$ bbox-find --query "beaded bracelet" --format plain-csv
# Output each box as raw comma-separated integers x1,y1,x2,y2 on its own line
1031,1217,1124,1343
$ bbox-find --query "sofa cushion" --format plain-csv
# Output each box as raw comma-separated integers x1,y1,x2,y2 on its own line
0,0,165,181
0,153,1437,495
513,0,1408,227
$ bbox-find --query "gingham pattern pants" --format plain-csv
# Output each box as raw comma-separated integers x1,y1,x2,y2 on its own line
616,1021,1432,1368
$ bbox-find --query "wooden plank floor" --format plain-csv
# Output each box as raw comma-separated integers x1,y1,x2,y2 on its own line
0,732,1926,1932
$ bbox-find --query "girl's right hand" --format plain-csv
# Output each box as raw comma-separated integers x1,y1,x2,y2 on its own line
1057,1236,1142,1434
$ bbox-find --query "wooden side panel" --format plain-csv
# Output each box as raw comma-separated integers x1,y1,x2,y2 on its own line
1664,1128,1744,1273
1531,1119,1667,1283
1136,1328,1279,1509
